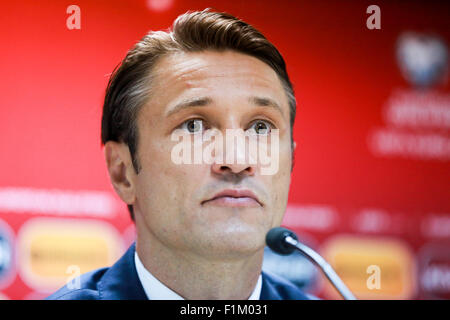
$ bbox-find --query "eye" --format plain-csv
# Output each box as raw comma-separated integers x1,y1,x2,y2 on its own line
248,120,273,135
180,118,205,134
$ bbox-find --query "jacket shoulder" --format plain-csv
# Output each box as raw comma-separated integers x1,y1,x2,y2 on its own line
261,270,318,300
46,267,108,300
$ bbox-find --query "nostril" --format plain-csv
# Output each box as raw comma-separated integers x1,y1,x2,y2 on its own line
211,162,255,176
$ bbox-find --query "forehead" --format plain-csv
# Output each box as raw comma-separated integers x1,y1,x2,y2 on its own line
147,50,289,115
153,50,281,84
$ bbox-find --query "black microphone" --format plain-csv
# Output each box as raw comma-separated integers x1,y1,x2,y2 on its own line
266,227,357,300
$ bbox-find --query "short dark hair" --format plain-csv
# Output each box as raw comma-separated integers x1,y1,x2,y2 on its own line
101,9,297,221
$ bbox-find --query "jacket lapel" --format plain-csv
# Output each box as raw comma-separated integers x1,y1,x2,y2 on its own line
97,242,148,300
96,243,308,300
260,271,283,300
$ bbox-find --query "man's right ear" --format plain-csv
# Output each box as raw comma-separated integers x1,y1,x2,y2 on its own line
103,141,137,206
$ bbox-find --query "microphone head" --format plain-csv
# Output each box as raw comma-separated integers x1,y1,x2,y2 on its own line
266,227,298,255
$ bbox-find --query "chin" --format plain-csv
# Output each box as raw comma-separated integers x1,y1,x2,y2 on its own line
191,222,268,259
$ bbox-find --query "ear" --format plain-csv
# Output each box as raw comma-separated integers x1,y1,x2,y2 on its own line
104,141,137,206
291,140,297,173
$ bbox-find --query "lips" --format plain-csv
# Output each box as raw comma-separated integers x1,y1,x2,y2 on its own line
202,189,262,207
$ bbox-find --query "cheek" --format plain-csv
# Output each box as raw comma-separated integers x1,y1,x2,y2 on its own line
267,168,290,205
135,139,177,207
136,137,206,213
268,140,292,218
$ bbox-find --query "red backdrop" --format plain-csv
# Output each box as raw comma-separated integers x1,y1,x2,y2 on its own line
0,0,449,300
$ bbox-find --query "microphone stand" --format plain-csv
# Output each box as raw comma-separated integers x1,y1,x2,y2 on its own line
284,235,357,300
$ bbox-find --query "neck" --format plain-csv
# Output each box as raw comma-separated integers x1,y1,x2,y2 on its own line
135,231,264,300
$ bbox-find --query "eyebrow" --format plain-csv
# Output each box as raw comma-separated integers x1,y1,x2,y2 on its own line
248,96,285,119
164,95,285,119
165,97,212,117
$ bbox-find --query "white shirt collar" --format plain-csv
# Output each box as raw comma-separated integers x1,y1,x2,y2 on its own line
134,251,262,300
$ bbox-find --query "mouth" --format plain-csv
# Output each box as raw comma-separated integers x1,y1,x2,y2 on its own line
201,189,262,208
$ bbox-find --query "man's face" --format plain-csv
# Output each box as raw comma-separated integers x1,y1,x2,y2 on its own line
133,50,293,259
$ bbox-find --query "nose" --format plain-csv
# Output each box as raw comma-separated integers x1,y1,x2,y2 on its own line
211,132,257,177
211,162,256,176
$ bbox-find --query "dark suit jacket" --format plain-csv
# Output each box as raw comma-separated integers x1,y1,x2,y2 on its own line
46,243,312,300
